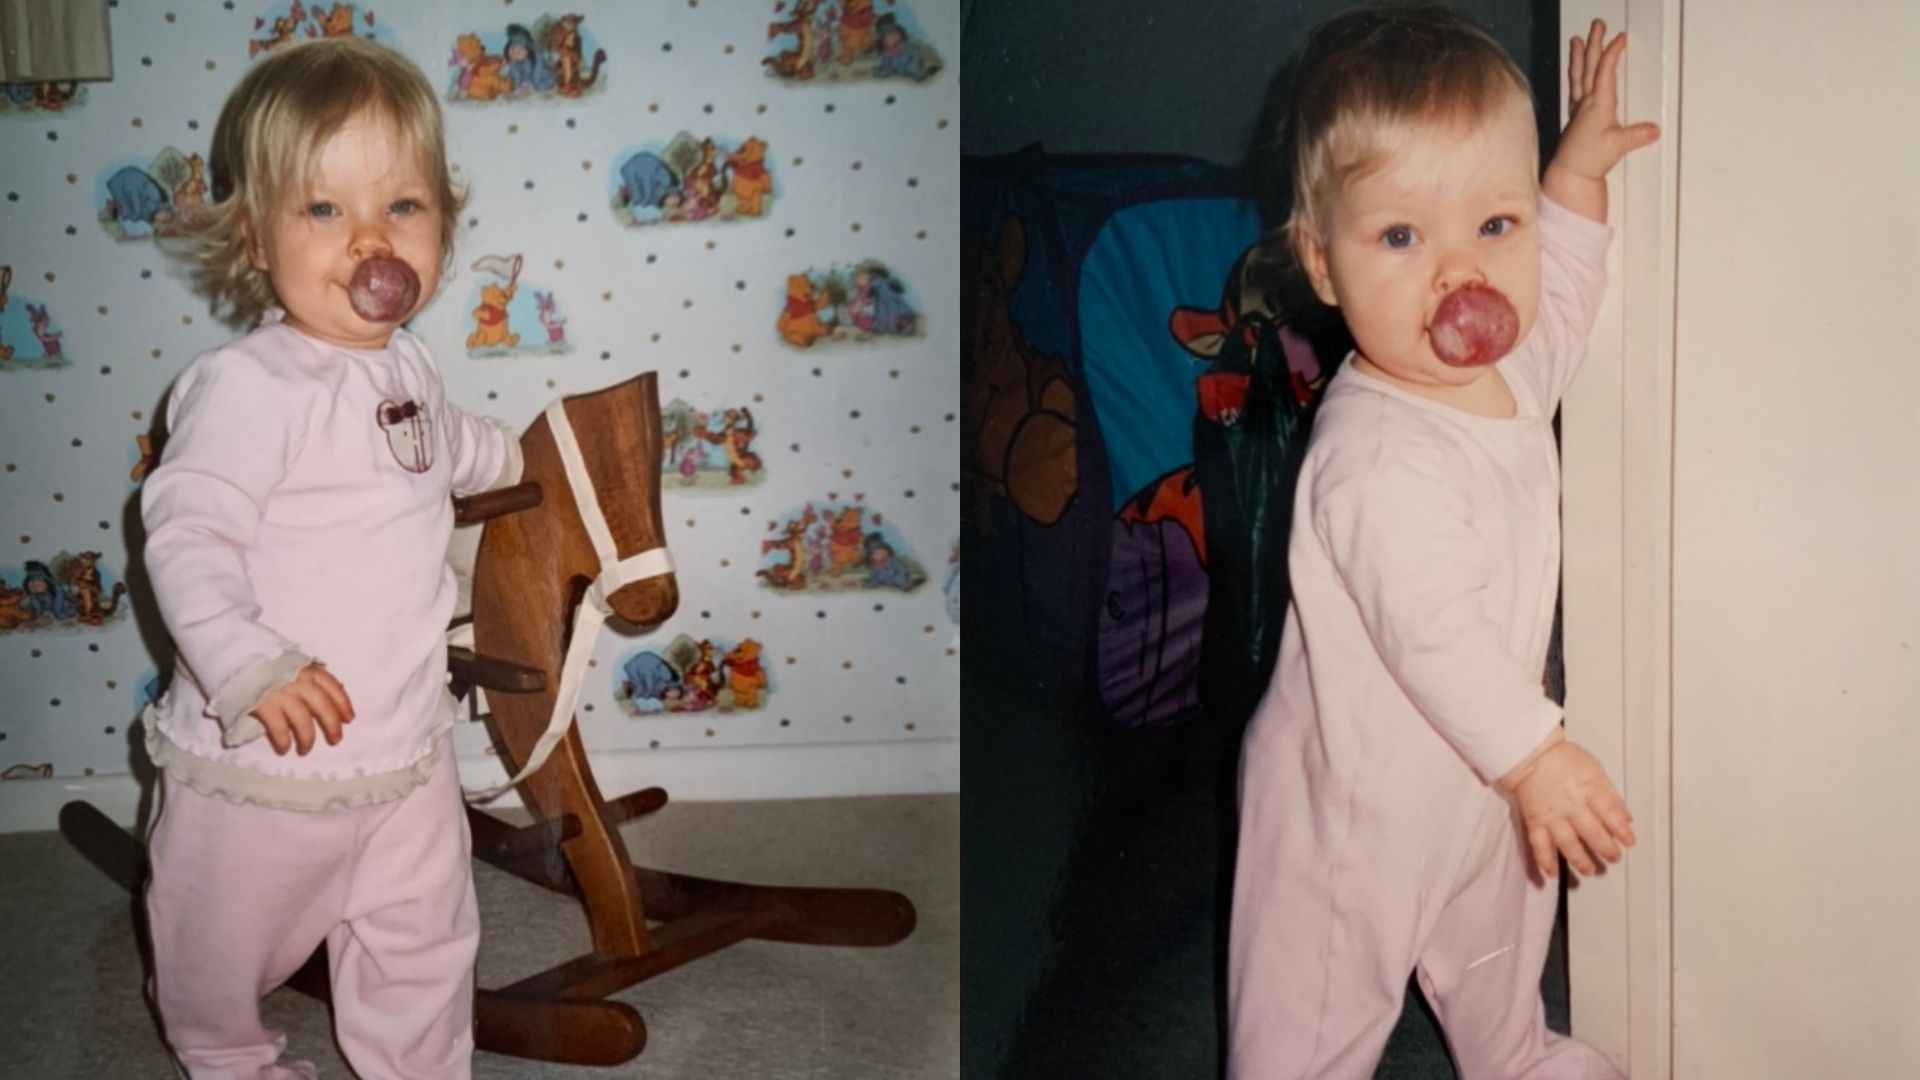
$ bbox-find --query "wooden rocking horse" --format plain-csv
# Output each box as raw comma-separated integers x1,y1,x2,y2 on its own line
60,372,917,1067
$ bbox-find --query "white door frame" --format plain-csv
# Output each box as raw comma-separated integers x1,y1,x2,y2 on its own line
1557,0,1679,1076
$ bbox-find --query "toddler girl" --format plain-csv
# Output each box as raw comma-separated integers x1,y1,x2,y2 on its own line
1229,8,1658,1078
141,37,518,1079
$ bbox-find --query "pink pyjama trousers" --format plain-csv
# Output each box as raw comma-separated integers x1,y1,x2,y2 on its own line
145,743,479,1080
1228,722,1624,1079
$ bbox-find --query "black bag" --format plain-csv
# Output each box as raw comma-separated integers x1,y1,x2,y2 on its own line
1176,246,1337,736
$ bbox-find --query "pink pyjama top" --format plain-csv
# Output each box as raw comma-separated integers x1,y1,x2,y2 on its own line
1257,195,1612,786
141,316,517,810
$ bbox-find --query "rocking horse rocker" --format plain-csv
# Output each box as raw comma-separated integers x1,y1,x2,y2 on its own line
60,372,916,1067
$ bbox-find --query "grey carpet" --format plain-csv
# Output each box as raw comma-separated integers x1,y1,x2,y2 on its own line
0,794,957,1079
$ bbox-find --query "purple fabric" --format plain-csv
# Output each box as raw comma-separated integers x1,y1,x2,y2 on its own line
1098,518,1206,727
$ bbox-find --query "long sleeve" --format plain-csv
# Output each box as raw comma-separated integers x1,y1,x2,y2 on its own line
141,349,316,744
1315,441,1563,783
1524,195,1614,411
443,407,521,618
441,400,519,497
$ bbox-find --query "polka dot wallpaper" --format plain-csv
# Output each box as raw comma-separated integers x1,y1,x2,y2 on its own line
0,1,958,784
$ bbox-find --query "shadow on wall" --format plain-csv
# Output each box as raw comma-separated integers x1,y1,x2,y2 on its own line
1233,54,1358,365
119,384,174,838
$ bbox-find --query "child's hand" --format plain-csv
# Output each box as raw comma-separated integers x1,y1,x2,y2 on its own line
1498,732,1636,879
1554,20,1661,181
1543,20,1661,221
253,663,355,756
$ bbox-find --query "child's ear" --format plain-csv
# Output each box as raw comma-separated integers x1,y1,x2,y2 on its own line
1292,225,1338,308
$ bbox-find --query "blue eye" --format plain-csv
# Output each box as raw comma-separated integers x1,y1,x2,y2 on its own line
1480,216,1513,237
1382,225,1415,249
305,202,337,219
390,199,423,216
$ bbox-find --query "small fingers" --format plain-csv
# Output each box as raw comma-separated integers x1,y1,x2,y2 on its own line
311,665,356,723
286,708,315,756
258,710,292,756
311,701,346,748
1550,819,1598,877
291,683,346,748
1593,32,1629,107
1528,824,1559,881
266,705,313,755
1570,808,1623,866
1617,121,1662,153
1568,33,1586,110
1595,794,1639,848
1586,20,1607,96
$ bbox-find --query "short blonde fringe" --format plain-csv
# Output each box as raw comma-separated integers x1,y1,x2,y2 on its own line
170,37,467,329
1281,4,1532,257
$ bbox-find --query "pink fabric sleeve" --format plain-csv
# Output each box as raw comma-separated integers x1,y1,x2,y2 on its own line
1316,444,1565,783
1525,195,1614,410
141,350,313,728
439,396,514,497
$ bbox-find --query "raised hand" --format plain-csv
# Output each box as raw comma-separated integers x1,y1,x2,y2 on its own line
253,662,355,756
1544,19,1661,221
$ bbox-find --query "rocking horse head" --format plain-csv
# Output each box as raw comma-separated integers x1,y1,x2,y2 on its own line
513,373,680,633
460,373,678,803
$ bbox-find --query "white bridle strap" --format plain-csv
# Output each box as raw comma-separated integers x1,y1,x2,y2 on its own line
463,399,675,803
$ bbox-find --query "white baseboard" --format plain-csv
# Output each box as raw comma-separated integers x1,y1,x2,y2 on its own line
0,738,959,834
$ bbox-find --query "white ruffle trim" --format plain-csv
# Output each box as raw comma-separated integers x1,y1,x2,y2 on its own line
141,700,456,813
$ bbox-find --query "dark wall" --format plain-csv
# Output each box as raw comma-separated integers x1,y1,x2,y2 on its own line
962,0,1555,166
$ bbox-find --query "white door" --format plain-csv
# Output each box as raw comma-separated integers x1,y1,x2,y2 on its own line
1561,1,1920,1076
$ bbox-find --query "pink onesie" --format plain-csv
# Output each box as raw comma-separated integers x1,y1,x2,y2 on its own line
140,314,517,1080
1227,198,1622,1079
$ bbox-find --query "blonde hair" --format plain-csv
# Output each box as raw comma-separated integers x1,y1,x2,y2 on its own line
177,37,466,327
1281,4,1532,250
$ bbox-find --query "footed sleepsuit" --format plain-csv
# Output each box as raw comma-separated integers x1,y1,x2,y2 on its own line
140,313,519,1080
1227,197,1623,1080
